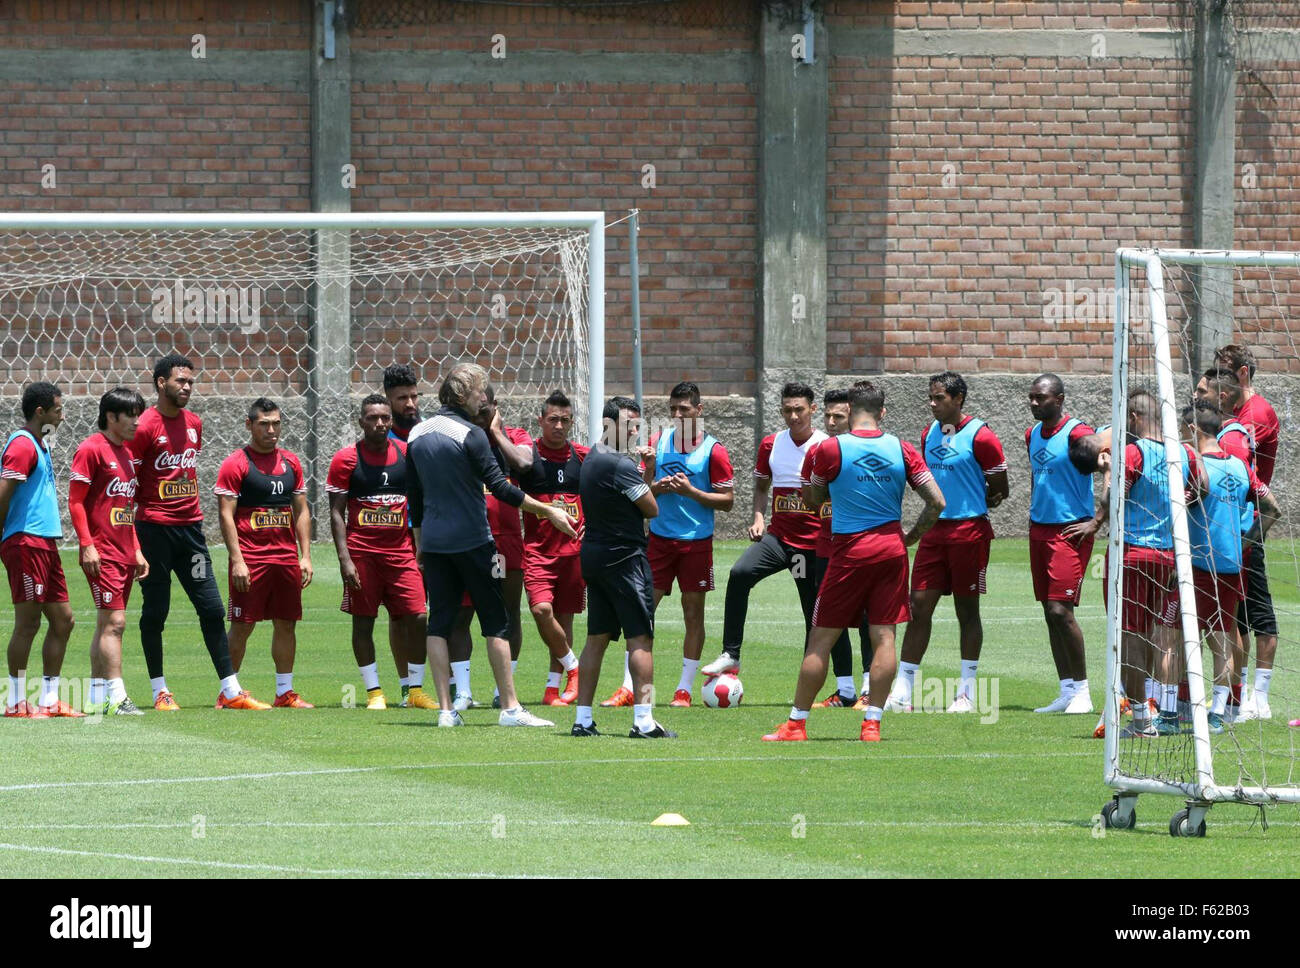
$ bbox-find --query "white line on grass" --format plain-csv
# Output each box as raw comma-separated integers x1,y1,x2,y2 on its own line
0,750,1096,793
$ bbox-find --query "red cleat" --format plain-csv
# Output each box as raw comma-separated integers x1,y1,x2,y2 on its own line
542,686,567,706
38,700,85,718
273,690,314,709
762,719,808,742
669,689,692,707
559,668,579,705
4,701,48,719
600,686,635,708
860,719,881,742
215,690,271,710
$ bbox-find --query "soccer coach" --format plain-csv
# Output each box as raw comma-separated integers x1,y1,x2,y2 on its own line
406,362,577,727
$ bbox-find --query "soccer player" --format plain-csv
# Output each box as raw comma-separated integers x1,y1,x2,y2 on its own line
447,385,532,710
69,387,150,716
702,382,826,676
406,362,576,727
600,381,734,708
1179,401,1279,734
571,397,670,738
1,382,80,718
129,353,264,710
380,363,433,708
1026,373,1099,714
215,399,314,708
763,383,944,742
327,394,429,710
518,390,587,705
890,371,1008,714
1214,345,1280,721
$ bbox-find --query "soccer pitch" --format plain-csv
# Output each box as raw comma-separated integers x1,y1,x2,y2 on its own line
1,540,1296,879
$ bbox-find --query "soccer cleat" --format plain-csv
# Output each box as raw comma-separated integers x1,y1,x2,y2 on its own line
4,700,48,719
600,686,635,707
629,721,677,739
762,719,807,742
214,690,272,710
452,693,479,712
1156,714,1182,736
559,668,580,705
437,710,464,728
400,683,410,708
815,690,857,709
860,719,881,742
1120,719,1159,739
884,690,912,713
365,690,388,710
542,686,565,706
273,690,314,709
405,687,438,710
852,692,870,710
571,721,601,737
1093,716,1105,739
700,652,739,677
946,693,976,714
38,700,85,718
108,697,145,716
1064,690,1093,715
669,689,692,707
1034,692,1073,714
153,691,180,711
1237,695,1272,722
1207,711,1225,734
499,706,554,727
491,694,501,709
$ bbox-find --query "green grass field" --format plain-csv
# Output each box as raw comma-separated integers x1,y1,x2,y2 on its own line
1,540,1298,878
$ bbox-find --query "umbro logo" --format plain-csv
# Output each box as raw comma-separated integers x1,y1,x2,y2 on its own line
156,436,169,445
1220,475,1242,494
931,446,958,461
852,453,891,473
1032,449,1052,467
660,460,688,476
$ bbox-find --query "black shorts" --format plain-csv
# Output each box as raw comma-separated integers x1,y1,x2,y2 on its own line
583,552,655,642
423,542,509,640
1236,542,1278,637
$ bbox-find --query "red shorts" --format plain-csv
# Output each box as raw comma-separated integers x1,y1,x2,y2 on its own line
342,551,426,619
86,556,135,611
1102,546,1176,632
1186,568,1244,633
647,534,714,595
229,560,302,623
813,552,910,629
1029,528,1094,604
494,530,525,573
911,535,990,596
1,539,68,604
524,553,585,614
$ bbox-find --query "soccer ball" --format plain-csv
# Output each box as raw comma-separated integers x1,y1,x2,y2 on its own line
701,673,743,708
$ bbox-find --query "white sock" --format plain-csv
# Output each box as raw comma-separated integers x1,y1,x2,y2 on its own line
1059,677,1075,697
897,661,920,703
633,703,656,732
451,660,472,697
1239,669,1249,691
1255,668,1273,700
150,675,169,700
1144,677,1157,703
677,658,699,694
275,672,293,696
861,672,870,695
107,678,127,704
407,663,425,688
89,677,106,706
546,671,561,689
835,675,855,696
863,705,883,722
789,707,809,721
1161,684,1178,714
7,675,24,707
40,676,59,707
220,674,242,700
959,659,978,699
399,675,411,688
622,652,633,690
1212,685,1229,716
1073,678,1089,697
575,705,593,727
559,650,578,672
359,662,380,691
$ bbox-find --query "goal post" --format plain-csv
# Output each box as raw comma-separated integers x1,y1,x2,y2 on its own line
0,211,606,539
1105,246,1300,836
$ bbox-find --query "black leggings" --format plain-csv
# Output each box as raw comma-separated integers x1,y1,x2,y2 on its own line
721,533,818,660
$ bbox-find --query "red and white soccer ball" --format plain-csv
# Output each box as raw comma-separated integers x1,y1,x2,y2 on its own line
701,673,744,708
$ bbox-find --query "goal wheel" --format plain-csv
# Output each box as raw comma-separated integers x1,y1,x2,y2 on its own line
1101,799,1136,830
1169,808,1207,838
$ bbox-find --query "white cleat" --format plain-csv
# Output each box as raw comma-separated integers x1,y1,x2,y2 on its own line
946,693,976,714
1237,696,1272,722
1120,719,1158,738
1064,689,1094,715
437,710,464,728
1034,692,1073,713
700,653,740,677
453,693,479,713
499,706,554,728
884,690,913,713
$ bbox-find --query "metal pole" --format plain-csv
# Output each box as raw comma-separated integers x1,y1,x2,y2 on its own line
629,209,644,430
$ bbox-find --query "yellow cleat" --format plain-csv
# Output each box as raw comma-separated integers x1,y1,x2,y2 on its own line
405,687,439,710
365,690,388,710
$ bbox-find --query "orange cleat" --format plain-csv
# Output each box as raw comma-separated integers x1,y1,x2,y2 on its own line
273,690,314,709
154,691,180,711
669,689,692,707
815,690,853,708
38,700,85,718
600,686,635,708
4,700,48,719
762,719,808,742
860,719,881,742
852,692,870,710
559,668,580,705
215,690,271,710
542,685,567,706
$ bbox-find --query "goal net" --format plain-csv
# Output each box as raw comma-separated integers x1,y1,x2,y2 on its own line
1104,247,1300,836
0,212,605,542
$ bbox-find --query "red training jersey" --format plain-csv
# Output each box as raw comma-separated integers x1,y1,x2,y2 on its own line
756,428,826,550
214,447,306,565
486,426,532,537
522,439,588,559
70,432,139,561
1236,394,1279,486
128,407,204,525
326,439,415,558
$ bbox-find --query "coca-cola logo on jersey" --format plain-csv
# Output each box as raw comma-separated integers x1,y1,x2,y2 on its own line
154,448,198,472
105,477,138,499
